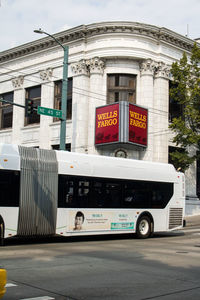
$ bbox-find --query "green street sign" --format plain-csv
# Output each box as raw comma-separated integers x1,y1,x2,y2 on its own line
37,106,62,118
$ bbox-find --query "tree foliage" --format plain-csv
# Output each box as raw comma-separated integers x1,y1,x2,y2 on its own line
169,43,200,172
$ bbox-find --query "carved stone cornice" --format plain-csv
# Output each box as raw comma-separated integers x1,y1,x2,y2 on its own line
140,59,156,76
87,57,105,74
39,68,53,81
140,59,171,79
12,75,24,88
0,22,196,64
71,57,105,76
71,59,89,76
154,62,170,79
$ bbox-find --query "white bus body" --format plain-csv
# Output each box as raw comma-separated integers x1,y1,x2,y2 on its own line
0,144,185,243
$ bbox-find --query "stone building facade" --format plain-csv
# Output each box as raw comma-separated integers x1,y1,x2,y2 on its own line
0,21,199,214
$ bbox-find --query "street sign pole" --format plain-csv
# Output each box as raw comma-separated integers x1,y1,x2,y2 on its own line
60,46,68,151
0,98,25,109
34,29,68,151
0,98,37,112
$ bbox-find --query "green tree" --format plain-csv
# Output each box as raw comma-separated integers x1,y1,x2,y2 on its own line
169,43,200,172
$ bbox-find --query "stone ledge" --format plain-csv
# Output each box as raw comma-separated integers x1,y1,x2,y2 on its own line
0,21,195,63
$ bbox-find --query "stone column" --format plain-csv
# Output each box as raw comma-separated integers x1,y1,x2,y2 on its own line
139,59,155,161
71,60,90,153
39,68,54,149
12,76,25,145
87,57,105,155
153,62,170,163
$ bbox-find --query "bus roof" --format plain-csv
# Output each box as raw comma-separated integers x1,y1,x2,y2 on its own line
0,143,178,183
56,150,178,183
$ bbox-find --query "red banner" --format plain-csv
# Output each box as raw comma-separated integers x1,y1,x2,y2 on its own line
129,104,148,147
95,103,119,145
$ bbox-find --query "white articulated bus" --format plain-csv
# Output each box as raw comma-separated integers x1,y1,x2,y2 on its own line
0,143,185,245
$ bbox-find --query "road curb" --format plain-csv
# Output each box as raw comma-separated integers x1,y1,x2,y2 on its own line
184,214,200,227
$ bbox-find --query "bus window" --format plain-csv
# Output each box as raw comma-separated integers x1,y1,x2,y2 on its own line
90,181,105,208
123,183,142,208
78,180,89,208
58,176,76,208
122,181,173,209
65,180,74,207
123,190,139,207
0,170,20,207
105,182,121,208
150,182,173,208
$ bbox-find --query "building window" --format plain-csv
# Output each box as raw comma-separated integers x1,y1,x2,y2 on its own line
52,143,71,151
169,81,183,122
54,78,72,121
25,85,41,125
107,74,136,104
0,92,13,129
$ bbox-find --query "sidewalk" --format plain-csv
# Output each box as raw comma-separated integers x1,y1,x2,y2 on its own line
184,214,200,227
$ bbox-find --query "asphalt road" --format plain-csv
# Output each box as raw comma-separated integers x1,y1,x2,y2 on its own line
1,226,200,300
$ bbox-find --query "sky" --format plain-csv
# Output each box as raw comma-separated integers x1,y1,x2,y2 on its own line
0,0,200,52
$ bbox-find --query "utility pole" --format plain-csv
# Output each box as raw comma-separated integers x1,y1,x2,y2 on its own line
60,46,68,151
34,29,68,150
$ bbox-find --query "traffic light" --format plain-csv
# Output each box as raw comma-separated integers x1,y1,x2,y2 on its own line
25,99,34,117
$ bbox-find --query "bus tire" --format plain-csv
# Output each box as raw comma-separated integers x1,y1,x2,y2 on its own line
136,215,151,239
0,218,5,246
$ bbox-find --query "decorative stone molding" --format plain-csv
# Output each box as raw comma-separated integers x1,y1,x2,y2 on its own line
12,75,24,88
0,22,194,63
71,59,89,76
71,57,105,76
39,68,53,81
140,59,171,79
87,57,105,75
154,62,171,79
140,59,156,76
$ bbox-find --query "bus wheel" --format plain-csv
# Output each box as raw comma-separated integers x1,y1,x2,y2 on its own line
0,223,4,246
136,216,151,239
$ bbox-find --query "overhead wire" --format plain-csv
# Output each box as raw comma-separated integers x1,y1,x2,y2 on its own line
0,64,172,137
0,65,172,119
1,64,169,113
